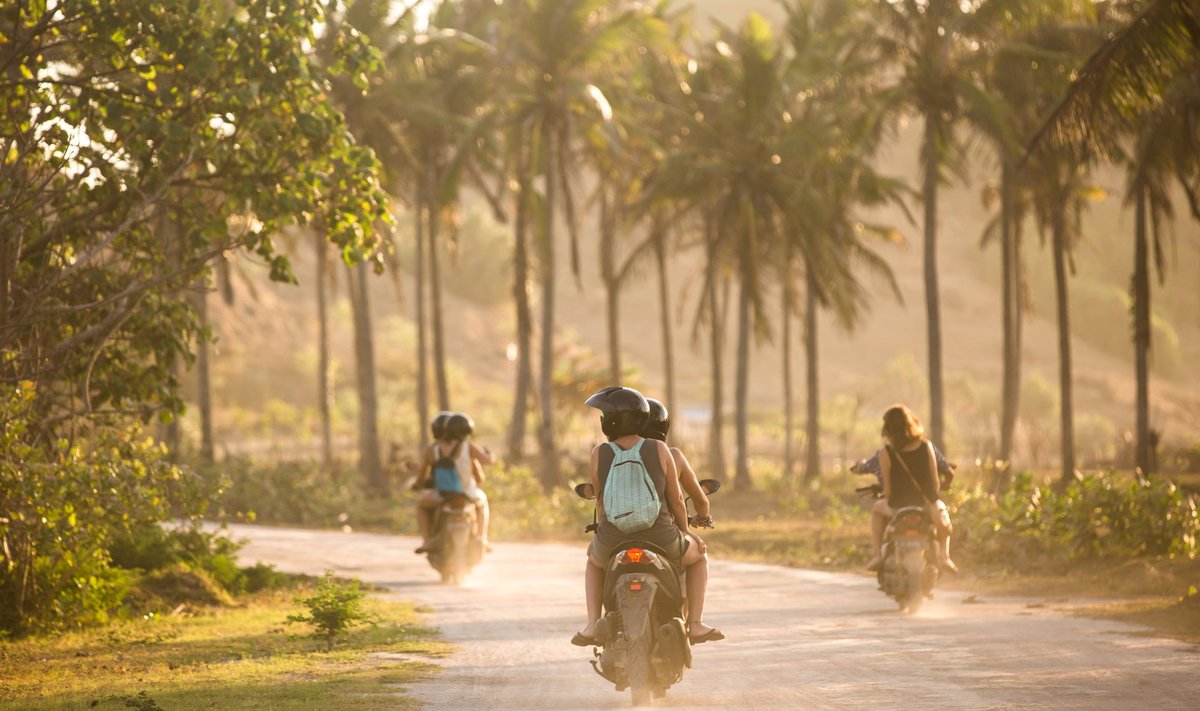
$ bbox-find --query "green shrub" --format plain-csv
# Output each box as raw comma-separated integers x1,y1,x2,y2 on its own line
0,384,209,635
286,573,375,651
951,471,1200,566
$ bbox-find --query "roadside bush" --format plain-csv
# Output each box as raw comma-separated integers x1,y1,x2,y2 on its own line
286,572,375,651
0,383,207,635
486,462,593,541
952,471,1200,566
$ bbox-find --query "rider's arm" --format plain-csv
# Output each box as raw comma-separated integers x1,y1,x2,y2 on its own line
471,458,486,485
925,442,940,498
659,441,689,535
672,448,709,518
879,446,892,500
591,445,605,520
470,441,495,467
412,446,434,490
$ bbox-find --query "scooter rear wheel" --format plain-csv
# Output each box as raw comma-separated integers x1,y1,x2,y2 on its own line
627,634,653,706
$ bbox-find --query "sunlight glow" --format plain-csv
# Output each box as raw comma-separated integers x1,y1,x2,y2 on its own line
586,84,613,122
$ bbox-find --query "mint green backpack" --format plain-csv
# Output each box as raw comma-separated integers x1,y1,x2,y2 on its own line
602,439,661,534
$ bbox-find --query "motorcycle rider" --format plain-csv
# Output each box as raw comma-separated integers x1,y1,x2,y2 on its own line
572,386,723,647
412,412,493,554
640,397,722,643
865,404,956,573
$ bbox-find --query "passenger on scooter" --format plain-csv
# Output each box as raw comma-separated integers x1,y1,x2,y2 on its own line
864,404,957,573
573,386,723,647
412,412,493,554
640,398,721,641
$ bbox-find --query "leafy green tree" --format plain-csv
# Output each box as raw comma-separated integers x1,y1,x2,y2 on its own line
0,0,389,630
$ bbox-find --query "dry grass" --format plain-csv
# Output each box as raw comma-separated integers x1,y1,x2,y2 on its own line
0,591,448,711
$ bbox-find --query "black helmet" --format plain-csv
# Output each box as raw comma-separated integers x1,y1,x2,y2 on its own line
585,386,650,441
444,412,474,440
430,411,453,440
642,398,670,441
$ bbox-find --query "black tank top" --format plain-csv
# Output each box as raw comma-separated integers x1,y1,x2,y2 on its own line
887,442,938,508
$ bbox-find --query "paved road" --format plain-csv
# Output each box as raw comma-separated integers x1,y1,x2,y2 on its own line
228,524,1198,710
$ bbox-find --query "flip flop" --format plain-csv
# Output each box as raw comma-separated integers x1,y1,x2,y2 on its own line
570,632,597,647
688,628,725,645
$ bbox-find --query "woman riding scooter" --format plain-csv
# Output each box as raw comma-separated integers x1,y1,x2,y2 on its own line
572,386,722,647
864,404,956,572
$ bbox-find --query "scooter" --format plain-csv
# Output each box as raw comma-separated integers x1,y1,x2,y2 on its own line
573,479,720,706
857,483,939,612
425,492,484,585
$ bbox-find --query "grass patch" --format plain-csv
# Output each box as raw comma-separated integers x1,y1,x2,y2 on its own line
0,589,448,711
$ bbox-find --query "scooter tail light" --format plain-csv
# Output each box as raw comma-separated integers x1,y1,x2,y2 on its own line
624,548,645,563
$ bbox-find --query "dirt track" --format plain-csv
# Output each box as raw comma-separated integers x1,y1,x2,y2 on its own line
228,523,1198,710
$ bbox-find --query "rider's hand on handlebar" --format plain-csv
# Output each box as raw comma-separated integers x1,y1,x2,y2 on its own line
689,514,715,529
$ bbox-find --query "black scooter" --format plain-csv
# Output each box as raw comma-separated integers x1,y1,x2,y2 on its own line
857,483,939,612
573,479,720,706
425,492,483,585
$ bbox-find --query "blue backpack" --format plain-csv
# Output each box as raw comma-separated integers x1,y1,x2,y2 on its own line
432,443,464,495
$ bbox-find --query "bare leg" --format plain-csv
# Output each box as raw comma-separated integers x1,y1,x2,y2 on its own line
680,534,719,639
867,500,889,568
578,556,605,638
475,494,491,549
685,556,711,633
417,505,431,544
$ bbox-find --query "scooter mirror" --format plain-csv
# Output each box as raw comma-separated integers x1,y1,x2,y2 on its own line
574,482,597,500
698,479,721,495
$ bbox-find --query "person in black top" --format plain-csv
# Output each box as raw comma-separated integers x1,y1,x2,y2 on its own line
865,405,956,572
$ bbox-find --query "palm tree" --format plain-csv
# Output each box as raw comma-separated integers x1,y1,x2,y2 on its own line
314,231,335,466
646,14,809,489
1031,0,1200,474
981,5,1100,486
783,0,909,482
489,0,656,488
871,0,1017,448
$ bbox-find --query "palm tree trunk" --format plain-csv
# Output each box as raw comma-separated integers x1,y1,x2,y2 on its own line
537,122,558,491
1133,185,1151,474
804,266,820,481
507,136,534,462
653,218,676,422
601,191,621,383
194,279,214,463
350,260,385,492
427,168,451,411
414,183,431,450
922,114,945,447
734,274,752,490
1051,208,1076,488
705,213,727,479
315,232,334,467
782,258,794,482
996,161,1019,491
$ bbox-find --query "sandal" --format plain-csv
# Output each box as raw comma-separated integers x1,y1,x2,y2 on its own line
688,627,725,644
570,632,597,647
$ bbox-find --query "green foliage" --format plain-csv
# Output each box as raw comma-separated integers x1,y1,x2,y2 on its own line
485,462,594,541
286,573,376,651
952,472,1200,566
0,384,204,635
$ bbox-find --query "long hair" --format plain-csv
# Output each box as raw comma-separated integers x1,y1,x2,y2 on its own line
881,404,925,448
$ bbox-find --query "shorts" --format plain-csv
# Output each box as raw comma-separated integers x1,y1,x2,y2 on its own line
588,529,688,565
425,488,486,505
